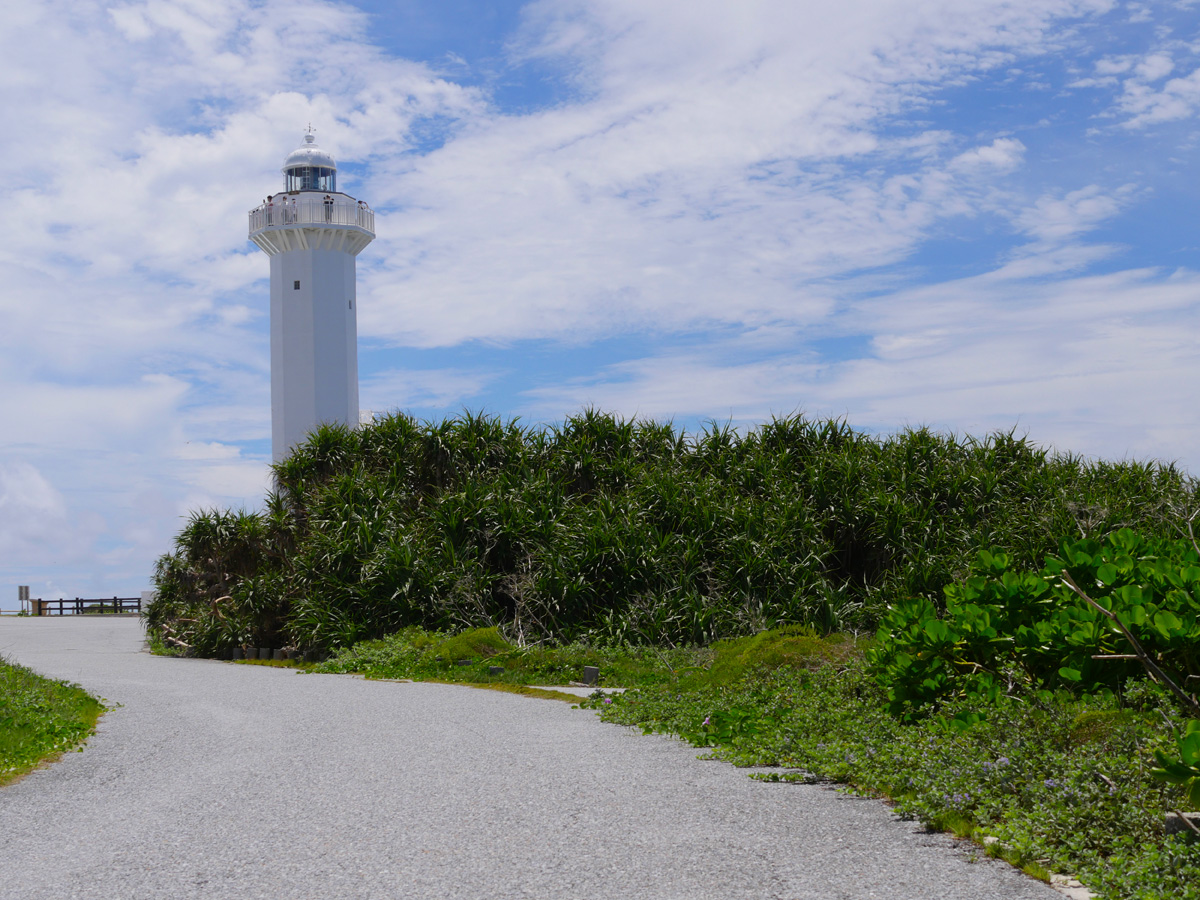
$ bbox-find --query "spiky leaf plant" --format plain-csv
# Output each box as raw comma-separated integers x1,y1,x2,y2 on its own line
146,411,1197,655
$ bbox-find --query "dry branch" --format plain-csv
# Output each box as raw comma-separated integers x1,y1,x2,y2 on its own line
1059,570,1200,718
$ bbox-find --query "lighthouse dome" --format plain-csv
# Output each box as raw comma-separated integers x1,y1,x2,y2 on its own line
282,130,337,192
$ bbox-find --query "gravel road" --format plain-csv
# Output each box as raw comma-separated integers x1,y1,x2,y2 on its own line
0,617,1065,899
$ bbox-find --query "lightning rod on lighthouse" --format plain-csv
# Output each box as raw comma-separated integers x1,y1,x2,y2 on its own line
248,128,375,463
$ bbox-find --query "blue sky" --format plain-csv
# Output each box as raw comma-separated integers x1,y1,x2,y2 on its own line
2,0,1199,606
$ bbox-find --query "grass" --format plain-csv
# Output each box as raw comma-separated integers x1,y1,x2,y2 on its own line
424,682,584,702
0,654,104,786
311,625,711,688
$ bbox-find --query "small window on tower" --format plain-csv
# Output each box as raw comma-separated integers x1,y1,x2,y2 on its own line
294,280,300,290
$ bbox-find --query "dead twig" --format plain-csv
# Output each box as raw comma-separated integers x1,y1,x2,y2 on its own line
1059,570,1200,718
1170,808,1200,838
1185,507,1200,559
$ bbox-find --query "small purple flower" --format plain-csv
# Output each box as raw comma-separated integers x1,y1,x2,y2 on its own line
1044,778,1059,789
702,716,711,726
997,757,1010,766
603,698,612,705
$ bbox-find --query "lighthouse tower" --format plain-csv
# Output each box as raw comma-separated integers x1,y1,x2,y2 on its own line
248,129,375,462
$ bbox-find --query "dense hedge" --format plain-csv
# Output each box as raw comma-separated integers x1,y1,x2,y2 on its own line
146,410,1196,655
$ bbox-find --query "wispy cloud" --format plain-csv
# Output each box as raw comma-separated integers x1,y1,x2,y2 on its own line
1014,184,1137,243
361,1,1117,347
526,265,1200,467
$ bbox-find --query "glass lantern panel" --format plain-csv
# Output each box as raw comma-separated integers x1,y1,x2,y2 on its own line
285,167,337,192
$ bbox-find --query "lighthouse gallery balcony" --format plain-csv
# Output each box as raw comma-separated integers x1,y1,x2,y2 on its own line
248,193,375,257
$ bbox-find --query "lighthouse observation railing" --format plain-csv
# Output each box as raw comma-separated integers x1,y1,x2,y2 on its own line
248,195,374,235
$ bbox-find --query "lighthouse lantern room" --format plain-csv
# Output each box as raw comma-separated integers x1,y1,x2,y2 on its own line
248,129,375,463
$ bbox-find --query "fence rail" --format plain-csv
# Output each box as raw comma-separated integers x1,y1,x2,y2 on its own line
30,596,142,616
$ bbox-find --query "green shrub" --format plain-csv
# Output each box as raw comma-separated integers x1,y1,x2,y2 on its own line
148,411,1197,654
869,529,1200,719
430,626,512,662
700,625,863,686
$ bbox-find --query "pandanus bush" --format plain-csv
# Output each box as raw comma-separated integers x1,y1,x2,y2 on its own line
147,410,1197,655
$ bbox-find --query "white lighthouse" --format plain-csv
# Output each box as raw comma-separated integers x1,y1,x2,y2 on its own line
248,129,375,462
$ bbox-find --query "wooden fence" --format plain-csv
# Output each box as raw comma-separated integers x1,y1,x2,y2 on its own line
30,596,142,616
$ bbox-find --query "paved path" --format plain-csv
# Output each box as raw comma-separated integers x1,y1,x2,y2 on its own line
0,618,1063,900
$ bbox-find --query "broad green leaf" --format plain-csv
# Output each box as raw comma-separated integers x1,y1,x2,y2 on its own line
1151,751,1193,783
1179,730,1200,766
1153,610,1184,639
923,619,951,642
1115,584,1144,606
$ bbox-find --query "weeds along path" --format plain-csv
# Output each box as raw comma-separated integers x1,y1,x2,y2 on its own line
0,618,1061,900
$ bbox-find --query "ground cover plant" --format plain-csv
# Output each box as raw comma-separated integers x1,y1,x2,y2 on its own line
310,624,713,689
145,410,1195,656
584,631,1200,900
0,654,104,785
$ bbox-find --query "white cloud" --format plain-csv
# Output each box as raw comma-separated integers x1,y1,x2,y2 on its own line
361,367,497,413
1118,66,1200,126
176,441,243,461
1068,36,1200,129
949,138,1027,172
359,1,1108,348
1014,184,1135,243
1126,3,1154,25
526,265,1200,471
184,462,273,501
1136,52,1176,81
1096,55,1136,75
0,462,71,558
